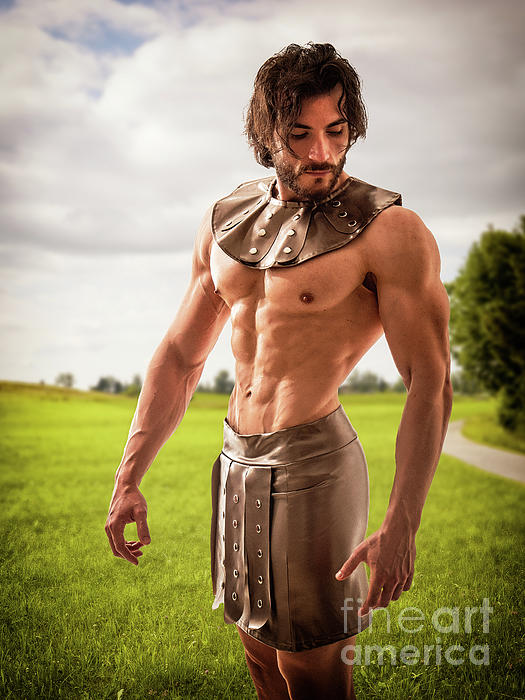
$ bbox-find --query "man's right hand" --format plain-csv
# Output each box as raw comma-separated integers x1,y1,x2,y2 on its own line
105,482,151,565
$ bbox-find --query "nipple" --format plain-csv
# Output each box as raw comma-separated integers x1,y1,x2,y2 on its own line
300,292,314,304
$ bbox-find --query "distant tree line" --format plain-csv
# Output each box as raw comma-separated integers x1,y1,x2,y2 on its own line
339,370,404,394
195,368,482,396
90,373,143,397
197,369,235,394
55,367,484,397
54,372,143,397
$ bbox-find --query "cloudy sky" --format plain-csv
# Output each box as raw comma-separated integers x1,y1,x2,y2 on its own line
1,0,524,390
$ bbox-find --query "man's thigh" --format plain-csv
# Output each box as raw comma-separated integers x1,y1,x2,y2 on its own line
276,635,356,695
237,626,290,700
238,626,357,700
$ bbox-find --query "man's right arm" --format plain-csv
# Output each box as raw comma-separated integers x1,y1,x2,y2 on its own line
105,209,230,564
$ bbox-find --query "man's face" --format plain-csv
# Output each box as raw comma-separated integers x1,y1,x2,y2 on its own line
271,84,350,202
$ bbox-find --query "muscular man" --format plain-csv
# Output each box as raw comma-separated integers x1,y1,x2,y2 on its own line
105,43,452,699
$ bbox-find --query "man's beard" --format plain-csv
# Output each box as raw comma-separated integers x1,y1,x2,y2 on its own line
274,153,347,202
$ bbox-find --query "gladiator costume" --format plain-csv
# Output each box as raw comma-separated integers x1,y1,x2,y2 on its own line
210,175,402,651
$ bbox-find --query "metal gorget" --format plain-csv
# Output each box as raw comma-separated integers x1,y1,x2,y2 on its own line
211,175,402,269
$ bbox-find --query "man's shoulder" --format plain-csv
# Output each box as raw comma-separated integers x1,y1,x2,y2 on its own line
372,205,434,244
372,203,426,233
366,205,440,279
213,176,274,205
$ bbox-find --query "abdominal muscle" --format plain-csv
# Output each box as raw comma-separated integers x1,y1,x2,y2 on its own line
224,293,383,434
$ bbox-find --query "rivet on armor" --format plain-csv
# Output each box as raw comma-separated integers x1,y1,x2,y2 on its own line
348,234,355,239
348,220,357,226
331,200,341,207
338,211,348,218
256,524,261,533
226,220,233,226
234,569,239,577
233,494,239,503
233,519,238,528
293,214,301,221
257,549,263,558
283,246,292,254
234,542,239,551
257,229,266,237
257,599,263,608
242,209,250,215
266,211,274,220
223,487,226,494
222,534,225,541
287,229,296,237
255,499,261,508
249,247,258,255
222,511,225,518
232,592,238,601
257,576,263,584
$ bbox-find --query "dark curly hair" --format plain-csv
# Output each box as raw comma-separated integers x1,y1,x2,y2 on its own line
244,43,368,168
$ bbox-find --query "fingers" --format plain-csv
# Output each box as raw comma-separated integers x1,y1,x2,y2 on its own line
359,575,382,616
127,540,144,550
105,491,151,565
391,582,404,601
378,582,397,609
360,573,414,615
105,520,142,565
335,544,366,580
134,507,151,546
112,525,140,565
403,571,414,591
105,521,124,559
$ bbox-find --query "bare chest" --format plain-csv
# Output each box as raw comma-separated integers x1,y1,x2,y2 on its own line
210,238,371,313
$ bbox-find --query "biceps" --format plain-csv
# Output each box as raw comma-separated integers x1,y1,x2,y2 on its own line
378,282,450,386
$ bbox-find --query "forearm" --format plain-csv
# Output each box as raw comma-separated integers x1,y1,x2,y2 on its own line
115,339,204,487
384,377,453,533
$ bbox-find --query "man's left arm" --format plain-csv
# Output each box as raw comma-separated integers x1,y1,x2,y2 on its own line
336,206,453,614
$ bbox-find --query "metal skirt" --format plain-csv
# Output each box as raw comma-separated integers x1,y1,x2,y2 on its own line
210,404,371,651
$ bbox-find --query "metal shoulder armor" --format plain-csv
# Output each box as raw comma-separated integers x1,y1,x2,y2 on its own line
211,175,402,269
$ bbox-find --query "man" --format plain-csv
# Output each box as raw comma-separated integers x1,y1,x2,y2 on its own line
105,43,452,699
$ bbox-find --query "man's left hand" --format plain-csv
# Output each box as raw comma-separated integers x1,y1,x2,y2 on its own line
335,524,416,615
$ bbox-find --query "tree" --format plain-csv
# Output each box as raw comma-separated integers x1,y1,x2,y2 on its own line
55,372,74,388
91,376,123,394
390,377,407,393
123,373,142,397
213,369,235,394
451,370,484,395
340,369,388,393
447,217,525,431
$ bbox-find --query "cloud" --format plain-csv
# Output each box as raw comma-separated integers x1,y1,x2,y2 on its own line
1,0,524,387
1,0,523,256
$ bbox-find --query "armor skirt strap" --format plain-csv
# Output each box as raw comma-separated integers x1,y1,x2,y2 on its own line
245,467,271,629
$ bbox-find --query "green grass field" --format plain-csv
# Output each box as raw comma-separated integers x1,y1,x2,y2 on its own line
1,382,523,699
461,408,525,455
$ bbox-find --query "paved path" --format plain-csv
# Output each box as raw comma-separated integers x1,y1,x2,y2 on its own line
442,420,525,484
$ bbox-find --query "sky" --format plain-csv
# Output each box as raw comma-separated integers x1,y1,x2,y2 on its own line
1,0,524,390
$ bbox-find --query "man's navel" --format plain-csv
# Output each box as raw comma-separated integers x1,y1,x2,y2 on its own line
300,292,314,304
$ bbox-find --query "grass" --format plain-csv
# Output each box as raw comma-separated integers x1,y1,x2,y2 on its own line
0,381,523,699
461,409,525,455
